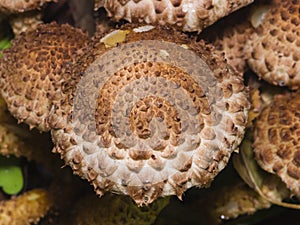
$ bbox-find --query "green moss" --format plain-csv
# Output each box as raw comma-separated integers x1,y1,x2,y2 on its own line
73,194,170,225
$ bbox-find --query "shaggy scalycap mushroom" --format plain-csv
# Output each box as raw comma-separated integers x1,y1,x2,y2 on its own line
253,91,300,197
51,25,249,205
246,0,300,89
199,6,254,74
99,0,254,32
0,22,90,131
205,0,300,89
0,0,56,13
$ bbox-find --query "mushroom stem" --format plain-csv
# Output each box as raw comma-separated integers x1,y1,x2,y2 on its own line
0,189,53,225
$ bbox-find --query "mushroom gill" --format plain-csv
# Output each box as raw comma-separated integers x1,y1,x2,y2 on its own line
253,91,300,198
99,0,254,32
0,22,90,131
51,25,250,205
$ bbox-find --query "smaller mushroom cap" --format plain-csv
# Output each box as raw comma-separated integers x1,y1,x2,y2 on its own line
246,0,300,89
253,91,300,197
101,0,254,32
202,0,300,90
200,6,254,74
0,0,56,14
9,11,42,36
0,22,90,131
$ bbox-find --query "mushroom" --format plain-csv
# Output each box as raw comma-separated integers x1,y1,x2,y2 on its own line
199,6,254,74
0,0,57,36
253,91,300,198
0,189,53,225
50,25,249,205
203,0,300,89
0,0,55,13
0,22,90,131
9,11,42,36
246,0,300,89
98,0,254,32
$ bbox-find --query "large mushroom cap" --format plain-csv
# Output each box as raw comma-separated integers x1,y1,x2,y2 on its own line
52,25,249,205
246,0,300,90
0,0,56,13
100,0,254,32
253,91,300,197
0,22,90,131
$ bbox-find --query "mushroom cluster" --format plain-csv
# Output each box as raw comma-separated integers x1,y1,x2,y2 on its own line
0,0,300,223
0,22,249,205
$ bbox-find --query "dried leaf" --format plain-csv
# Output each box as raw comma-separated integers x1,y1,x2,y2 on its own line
233,131,300,209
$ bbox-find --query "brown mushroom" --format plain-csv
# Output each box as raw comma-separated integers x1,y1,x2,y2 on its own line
199,6,254,74
0,22,90,131
0,189,53,225
51,25,250,205
203,0,300,89
99,0,254,32
0,0,58,36
253,91,300,197
246,0,300,89
0,0,56,14
9,11,42,36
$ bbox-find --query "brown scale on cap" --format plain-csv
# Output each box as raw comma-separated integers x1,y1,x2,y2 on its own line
204,0,300,89
0,0,56,13
51,25,249,206
253,91,300,197
99,0,254,32
0,22,90,131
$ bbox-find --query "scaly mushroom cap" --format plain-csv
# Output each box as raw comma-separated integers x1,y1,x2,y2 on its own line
253,91,300,197
51,25,249,205
246,0,300,90
203,0,300,89
100,0,254,32
0,22,90,131
0,0,56,13
200,6,254,74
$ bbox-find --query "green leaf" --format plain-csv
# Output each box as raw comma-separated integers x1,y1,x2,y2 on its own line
0,38,11,57
0,156,24,195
